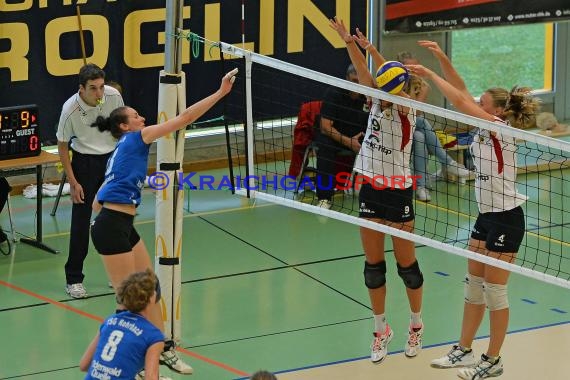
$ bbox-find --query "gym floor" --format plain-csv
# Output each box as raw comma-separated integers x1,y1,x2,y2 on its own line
1,167,569,380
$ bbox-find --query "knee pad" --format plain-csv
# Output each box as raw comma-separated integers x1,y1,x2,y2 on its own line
364,261,386,289
464,274,485,305
484,282,509,311
155,274,162,303
397,261,424,289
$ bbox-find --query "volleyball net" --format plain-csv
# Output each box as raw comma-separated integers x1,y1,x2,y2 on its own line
216,43,570,289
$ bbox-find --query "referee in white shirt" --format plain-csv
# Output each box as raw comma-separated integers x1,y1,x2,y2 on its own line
56,64,124,299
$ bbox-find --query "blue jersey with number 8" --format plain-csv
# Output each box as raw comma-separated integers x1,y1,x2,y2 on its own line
85,311,164,380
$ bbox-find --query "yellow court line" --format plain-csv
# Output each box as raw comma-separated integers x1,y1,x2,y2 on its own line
418,201,570,248
41,198,567,247
41,201,274,239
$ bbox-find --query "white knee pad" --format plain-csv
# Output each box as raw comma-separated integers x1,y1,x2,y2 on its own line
464,274,485,305
484,282,509,311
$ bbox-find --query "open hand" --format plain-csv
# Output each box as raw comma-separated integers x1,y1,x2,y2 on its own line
329,17,352,43
220,68,238,95
70,182,85,204
417,40,446,59
406,64,433,79
353,28,372,50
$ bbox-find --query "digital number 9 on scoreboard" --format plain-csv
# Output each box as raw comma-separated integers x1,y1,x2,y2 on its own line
0,104,41,160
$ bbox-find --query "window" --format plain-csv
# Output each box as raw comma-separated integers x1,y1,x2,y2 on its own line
452,23,553,96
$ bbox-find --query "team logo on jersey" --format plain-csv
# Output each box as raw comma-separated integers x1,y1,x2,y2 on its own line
477,174,490,181
364,130,392,155
364,138,392,155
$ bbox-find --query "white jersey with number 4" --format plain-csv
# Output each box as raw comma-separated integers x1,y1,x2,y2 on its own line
353,100,416,188
470,118,528,213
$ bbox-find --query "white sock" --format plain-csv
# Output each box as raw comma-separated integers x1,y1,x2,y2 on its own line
410,312,422,327
374,314,387,333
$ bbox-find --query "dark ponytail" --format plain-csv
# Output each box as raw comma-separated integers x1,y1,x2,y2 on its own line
91,106,129,139
92,115,111,133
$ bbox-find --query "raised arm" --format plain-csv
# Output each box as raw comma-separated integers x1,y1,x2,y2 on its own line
141,68,238,144
353,28,385,73
417,40,472,100
329,17,374,88
408,64,495,122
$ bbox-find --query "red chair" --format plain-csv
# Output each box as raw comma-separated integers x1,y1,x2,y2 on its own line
289,100,322,178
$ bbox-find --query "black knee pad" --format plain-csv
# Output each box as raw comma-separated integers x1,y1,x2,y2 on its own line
364,261,387,289
155,274,162,303
397,260,424,289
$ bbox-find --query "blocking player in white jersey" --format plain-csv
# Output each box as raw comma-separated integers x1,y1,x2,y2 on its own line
410,41,540,379
330,17,425,365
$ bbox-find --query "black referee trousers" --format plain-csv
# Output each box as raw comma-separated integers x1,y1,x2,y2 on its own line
64,151,111,285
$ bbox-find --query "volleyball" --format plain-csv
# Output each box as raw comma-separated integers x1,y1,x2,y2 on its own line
375,61,409,94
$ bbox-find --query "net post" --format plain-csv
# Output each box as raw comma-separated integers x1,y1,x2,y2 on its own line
244,52,255,195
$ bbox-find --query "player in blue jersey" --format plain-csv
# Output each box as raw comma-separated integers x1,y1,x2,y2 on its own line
89,68,238,378
80,270,164,380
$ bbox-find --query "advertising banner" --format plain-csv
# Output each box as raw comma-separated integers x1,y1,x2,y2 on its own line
1,0,366,142
385,0,570,33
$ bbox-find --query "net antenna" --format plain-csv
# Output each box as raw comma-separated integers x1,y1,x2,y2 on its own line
75,5,88,66
218,42,570,290
241,0,246,50
155,0,186,343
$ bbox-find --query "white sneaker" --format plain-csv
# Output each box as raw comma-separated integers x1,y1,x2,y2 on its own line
416,187,431,202
135,370,173,380
370,325,393,364
317,199,332,209
446,161,470,178
457,354,504,379
431,344,477,368
404,324,423,357
65,283,87,298
160,349,194,374
429,168,447,183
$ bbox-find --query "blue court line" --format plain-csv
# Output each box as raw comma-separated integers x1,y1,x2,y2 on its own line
551,308,567,314
250,319,570,379
434,271,450,276
521,298,537,304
